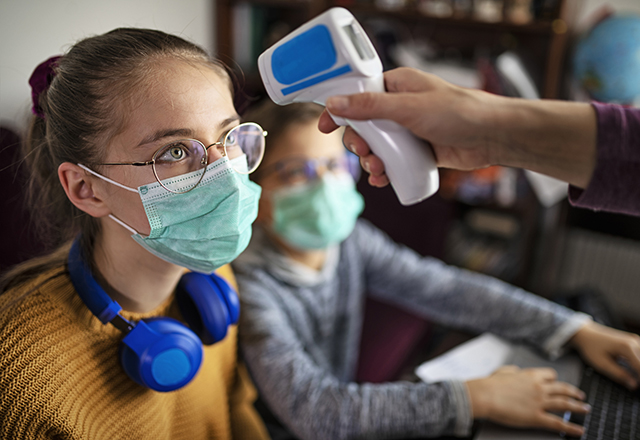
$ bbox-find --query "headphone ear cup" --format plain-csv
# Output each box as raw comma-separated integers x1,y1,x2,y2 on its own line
120,318,203,392
176,272,238,345
208,273,240,325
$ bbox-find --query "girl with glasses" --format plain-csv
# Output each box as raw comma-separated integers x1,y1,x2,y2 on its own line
232,101,640,440
0,28,268,440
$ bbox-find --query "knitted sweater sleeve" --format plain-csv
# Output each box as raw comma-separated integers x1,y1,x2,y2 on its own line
235,266,469,440
353,220,590,359
568,102,640,216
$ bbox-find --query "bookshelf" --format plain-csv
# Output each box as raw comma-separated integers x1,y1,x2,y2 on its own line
215,0,578,100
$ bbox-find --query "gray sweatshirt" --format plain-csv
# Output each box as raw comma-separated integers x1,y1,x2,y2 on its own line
232,220,590,440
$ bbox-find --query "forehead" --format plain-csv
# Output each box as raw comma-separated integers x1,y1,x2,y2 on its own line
112,59,235,146
264,120,345,167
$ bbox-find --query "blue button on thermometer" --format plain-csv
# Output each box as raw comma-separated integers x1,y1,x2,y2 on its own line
258,7,439,205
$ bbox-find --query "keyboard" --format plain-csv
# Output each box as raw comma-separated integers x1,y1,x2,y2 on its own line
568,367,640,440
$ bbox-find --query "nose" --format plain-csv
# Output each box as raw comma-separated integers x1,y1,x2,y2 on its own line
315,163,330,179
206,143,225,163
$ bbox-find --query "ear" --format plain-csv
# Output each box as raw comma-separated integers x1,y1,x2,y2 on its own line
58,162,111,218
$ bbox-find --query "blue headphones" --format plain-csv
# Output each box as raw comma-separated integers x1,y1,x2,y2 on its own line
67,238,240,392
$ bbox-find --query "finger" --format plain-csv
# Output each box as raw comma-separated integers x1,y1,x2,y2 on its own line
536,412,585,438
342,127,372,157
520,367,557,381
383,67,442,93
361,156,389,187
318,109,340,133
325,91,415,123
530,367,558,381
619,357,640,390
368,173,390,187
361,154,386,177
544,397,591,414
621,333,640,382
546,382,586,401
595,355,639,390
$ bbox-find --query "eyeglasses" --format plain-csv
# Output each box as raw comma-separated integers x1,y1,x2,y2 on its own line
258,154,360,186
97,122,267,193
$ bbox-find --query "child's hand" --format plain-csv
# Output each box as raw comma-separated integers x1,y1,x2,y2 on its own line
569,321,640,390
466,365,589,438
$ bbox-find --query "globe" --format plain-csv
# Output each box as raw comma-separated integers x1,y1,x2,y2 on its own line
573,14,640,104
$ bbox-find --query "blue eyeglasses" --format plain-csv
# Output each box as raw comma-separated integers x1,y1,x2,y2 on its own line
259,153,360,186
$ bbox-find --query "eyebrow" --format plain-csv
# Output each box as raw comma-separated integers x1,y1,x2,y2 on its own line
137,115,241,147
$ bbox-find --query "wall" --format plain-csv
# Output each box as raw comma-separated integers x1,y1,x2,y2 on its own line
558,228,640,325
0,0,213,131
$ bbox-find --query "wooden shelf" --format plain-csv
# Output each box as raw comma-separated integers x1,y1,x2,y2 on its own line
237,0,317,7
216,0,577,99
347,4,559,35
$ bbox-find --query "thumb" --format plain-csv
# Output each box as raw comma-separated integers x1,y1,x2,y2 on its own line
326,92,415,124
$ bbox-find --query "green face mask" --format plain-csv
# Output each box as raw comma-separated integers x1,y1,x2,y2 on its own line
270,173,364,250
81,156,261,273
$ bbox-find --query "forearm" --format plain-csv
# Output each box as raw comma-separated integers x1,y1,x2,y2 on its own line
369,253,579,352
239,318,468,438
493,98,597,188
243,348,470,440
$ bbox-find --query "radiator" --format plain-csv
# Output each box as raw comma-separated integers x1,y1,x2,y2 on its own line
557,228,640,323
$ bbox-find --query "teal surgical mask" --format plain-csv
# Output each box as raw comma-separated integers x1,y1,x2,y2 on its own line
80,156,261,273
270,172,364,250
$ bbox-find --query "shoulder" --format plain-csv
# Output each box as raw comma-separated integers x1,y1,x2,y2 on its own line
0,264,86,355
344,218,395,252
0,265,72,329
0,265,101,428
350,218,381,238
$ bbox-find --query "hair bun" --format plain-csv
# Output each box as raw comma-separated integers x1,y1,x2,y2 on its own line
29,55,62,119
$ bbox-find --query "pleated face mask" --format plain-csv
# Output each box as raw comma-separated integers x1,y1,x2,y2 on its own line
270,172,364,250
80,156,261,273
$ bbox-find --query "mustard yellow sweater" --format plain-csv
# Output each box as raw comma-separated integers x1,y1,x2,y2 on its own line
0,264,269,440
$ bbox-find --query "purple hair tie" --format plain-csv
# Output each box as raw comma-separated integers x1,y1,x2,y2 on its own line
29,55,62,119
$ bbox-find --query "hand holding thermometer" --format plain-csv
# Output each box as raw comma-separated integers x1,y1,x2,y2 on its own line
258,7,439,206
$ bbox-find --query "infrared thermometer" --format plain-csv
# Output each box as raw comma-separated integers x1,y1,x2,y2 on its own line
258,7,439,205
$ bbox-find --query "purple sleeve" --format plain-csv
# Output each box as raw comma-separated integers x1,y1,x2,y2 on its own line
568,102,640,216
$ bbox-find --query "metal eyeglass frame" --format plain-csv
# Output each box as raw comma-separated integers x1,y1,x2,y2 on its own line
96,122,267,194
254,153,360,185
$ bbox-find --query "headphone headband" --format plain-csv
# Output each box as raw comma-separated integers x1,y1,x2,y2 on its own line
66,236,238,392
68,239,125,325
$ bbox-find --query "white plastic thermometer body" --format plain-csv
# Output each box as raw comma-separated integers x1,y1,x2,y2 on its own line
258,7,439,205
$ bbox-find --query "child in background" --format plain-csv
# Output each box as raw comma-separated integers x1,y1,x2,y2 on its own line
232,100,640,440
0,29,269,440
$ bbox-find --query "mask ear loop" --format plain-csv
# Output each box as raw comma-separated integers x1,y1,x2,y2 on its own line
108,215,138,235
77,164,138,193
77,164,141,236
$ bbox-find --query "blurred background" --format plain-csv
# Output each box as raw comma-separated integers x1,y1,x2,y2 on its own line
1,0,640,333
